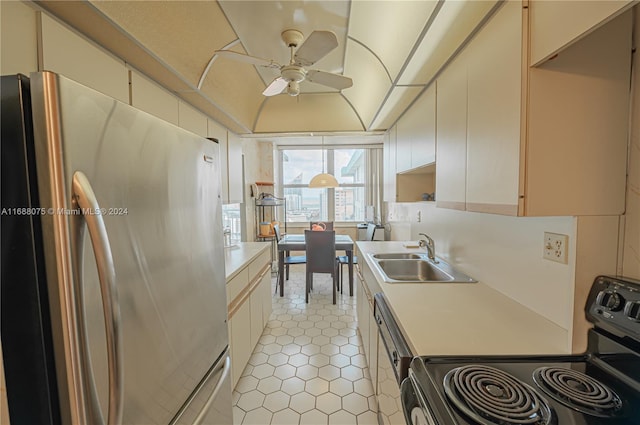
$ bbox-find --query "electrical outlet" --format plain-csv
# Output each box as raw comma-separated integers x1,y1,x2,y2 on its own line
543,232,568,264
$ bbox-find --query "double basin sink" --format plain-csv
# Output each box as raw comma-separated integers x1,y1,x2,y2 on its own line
368,252,476,283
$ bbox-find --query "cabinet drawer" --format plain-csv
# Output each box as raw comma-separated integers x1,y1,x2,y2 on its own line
248,249,270,279
227,267,249,305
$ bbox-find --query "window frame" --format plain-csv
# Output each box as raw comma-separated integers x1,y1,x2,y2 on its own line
279,148,367,223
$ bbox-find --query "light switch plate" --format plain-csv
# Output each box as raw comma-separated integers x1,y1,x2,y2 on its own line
543,232,568,264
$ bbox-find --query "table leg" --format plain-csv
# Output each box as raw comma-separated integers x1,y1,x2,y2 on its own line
278,250,285,297
348,250,354,296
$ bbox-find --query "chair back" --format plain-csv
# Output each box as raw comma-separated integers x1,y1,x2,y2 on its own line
310,221,333,231
366,223,377,241
273,223,282,241
305,230,336,273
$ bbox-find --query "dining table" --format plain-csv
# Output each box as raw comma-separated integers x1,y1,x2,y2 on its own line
277,233,354,298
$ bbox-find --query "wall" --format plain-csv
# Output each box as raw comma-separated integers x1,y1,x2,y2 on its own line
242,139,275,241
623,7,640,278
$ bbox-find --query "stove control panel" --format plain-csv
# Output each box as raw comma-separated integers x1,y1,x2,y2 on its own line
587,276,640,341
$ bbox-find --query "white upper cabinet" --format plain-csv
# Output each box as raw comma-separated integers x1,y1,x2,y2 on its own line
435,53,468,211
529,0,635,66
226,132,244,204
434,0,631,216
40,14,128,103
395,84,437,173
130,70,179,125
383,126,397,202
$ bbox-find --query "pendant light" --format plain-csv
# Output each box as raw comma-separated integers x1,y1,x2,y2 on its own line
309,136,338,188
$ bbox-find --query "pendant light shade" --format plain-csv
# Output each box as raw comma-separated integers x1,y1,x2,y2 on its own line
309,136,338,188
309,173,339,188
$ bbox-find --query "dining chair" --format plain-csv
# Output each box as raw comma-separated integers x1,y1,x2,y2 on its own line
304,230,338,304
310,221,334,231
273,224,306,283
337,223,377,292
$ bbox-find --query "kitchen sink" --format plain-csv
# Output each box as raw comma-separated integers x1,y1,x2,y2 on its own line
368,253,476,283
372,253,422,260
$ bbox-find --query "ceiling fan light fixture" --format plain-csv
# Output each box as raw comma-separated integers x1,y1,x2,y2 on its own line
287,81,300,96
309,173,339,188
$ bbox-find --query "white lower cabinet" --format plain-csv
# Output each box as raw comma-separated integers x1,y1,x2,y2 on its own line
356,261,379,396
227,249,271,388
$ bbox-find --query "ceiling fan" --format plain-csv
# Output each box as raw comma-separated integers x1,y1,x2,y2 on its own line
214,29,353,97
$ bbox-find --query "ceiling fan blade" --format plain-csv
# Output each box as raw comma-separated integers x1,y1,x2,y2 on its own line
294,30,338,67
214,50,280,69
306,70,353,90
262,77,289,96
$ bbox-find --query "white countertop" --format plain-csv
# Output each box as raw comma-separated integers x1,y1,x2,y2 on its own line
357,241,570,356
224,242,271,280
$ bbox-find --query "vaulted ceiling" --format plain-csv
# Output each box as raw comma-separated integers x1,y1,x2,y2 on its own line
36,0,500,135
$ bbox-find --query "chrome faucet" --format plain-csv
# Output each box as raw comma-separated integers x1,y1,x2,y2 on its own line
418,233,438,263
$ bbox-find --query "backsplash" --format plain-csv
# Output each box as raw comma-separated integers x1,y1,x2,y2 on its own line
386,202,576,334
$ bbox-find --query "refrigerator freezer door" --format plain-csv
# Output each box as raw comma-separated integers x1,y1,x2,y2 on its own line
30,72,230,424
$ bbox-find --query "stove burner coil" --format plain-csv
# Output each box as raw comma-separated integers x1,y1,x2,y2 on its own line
444,365,554,425
532,367,623,418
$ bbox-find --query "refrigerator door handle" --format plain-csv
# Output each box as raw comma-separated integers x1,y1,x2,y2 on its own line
193,355,231,425
72,171,124,425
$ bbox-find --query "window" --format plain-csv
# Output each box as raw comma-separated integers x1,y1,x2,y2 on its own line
280,148,374,223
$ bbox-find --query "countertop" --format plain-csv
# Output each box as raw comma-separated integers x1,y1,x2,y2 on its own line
357,241,570,356
224,242,271,281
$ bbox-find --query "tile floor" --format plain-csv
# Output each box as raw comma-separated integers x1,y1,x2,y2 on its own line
232,265,378,425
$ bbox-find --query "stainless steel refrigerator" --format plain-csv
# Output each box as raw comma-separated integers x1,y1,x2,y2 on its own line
1,72,232,424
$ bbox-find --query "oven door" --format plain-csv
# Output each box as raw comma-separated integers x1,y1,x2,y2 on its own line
400,374,437,425
375,293,412,425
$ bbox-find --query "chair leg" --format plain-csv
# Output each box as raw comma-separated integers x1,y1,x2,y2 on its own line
332,270,337,304
305,271,310,303
286,264,290,280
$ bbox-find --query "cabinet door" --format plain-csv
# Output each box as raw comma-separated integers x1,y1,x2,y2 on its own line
465,0,522,215
208,119,229,203
249,289,263,350
410,85,436,169
396,87,436,172
260,269,273,325
435,53,468,211
383,127,397,202
529,0,634,65
368,301,378,391
356,274,370,363
227,132,244,204
229,301,251,388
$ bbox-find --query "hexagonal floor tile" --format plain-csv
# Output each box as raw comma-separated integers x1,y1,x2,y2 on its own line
263,390,291,413
271,408,301,425
320,344,340,356
340,344,360,357
341,365,364,381
281,376,306,395
262,343,283,355
296,364,319,380
301,344,321,356
349,352,367,367
300,409,328,425
289,353,309,367
316,393,342,415
309,353,330,368
290,392,316,414
281,343,302,355
236,390,265,411
235,375,259,394
252,363,275,379
305,377,329,396
294,335,312,346
304,327,322,337
342,393,369,415
330,335,349,346
330,354,350,368
353,378,374,397
329,410,357,425
274,364,297,380
318,364,341,381
329,377,353,396
321,327,339,337
357,410,378,425
268,352,289,367
241,407,272,425
256,376,282,394
248,352,268,366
